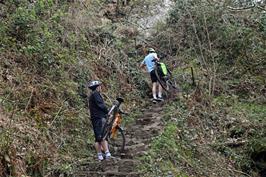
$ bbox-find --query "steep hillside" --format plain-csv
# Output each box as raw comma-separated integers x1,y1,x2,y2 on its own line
0,0,265,177
138,1,266,176
0,0,149,176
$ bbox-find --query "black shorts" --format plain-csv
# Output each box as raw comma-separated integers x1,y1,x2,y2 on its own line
91,118,106,142
150,70,158,83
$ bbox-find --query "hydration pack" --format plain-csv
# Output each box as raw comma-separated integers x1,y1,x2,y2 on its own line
159,62,168,76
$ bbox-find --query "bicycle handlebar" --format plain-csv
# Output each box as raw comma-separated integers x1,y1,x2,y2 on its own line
108,97,125,115
119,110,129,115
116,97,124,103
108,105,116,115
152,59,161,66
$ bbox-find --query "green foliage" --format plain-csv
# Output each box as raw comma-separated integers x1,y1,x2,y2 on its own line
139,123,190,177
212,94,265,174
261,13,266,35
0,0,147,175
0,130,12,154
215,94,266,122
143,0,265,176
1,0,265,176
233,101,266,122
9,5,37,41
248,137,266,173
153,0,266,99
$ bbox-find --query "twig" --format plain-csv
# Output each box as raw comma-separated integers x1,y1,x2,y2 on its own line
98,48,105,61
227,2,266,11
186,9,208,70
211,139,247,147
217,67,235,77
124,20,147,30
24,87,34,112
221,167,252,177
191,67,196,86
203,13,217,96
50,100,66,127
257,5,266,11
227,5,255,11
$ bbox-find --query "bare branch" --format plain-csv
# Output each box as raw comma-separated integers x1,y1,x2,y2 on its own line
24,87,34,112
256,4,266,11
227,4,255,10
227,1,266,11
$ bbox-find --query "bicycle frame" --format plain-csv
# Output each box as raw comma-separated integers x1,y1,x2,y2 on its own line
103,98,124,140
102,97,126,151
110,112,122,138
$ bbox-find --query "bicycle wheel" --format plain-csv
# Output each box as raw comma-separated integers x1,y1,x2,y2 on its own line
155,68,168,91
108,127,125,152
167,76,179,91
102,123,111,140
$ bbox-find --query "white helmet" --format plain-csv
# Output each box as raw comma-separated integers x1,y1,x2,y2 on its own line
88,80,102,89
148,48,156,53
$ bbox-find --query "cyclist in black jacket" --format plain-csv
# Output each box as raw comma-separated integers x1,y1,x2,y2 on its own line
88,80,111,161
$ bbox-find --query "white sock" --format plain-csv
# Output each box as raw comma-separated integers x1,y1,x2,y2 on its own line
158,92,162,98
105,151,111,157
153,94,157,99
97,153,103,160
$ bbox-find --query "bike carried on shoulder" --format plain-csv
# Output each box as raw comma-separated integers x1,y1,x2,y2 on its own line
102,97,127,152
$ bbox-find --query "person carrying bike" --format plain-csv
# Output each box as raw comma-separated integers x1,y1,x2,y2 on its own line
140,48,163,103
88,80,111,161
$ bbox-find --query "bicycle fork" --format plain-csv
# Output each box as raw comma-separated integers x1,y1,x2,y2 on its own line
110,113,122,138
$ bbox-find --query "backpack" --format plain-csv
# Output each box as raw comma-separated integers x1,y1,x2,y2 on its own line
159,62,168,76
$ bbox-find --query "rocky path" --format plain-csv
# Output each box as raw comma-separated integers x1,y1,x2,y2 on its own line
74,103,165,177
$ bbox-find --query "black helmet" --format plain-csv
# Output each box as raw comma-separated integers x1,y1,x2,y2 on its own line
88,80,102,90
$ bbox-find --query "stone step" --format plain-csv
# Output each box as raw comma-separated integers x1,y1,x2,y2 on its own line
77,158,139,172
125,142,146,151
75,105,165,177
143,121,162,131
77,171,142,177
135,118,153,125
125,137,151,146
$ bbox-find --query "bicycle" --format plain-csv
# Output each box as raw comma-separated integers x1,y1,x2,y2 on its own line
152,59,179,93
102,97,126,152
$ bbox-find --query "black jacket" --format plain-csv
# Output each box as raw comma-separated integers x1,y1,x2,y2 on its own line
88,90,108,119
